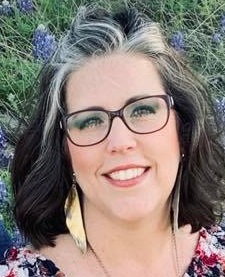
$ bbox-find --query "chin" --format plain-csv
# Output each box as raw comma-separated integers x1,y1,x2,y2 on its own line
108,195,170,225
110,202,157,223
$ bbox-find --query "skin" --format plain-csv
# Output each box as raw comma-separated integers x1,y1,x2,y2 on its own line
66,53,181,227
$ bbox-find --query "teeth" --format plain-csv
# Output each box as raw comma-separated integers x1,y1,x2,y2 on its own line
108,168,145,181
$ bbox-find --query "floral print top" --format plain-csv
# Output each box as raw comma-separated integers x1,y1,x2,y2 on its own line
0,225,225,277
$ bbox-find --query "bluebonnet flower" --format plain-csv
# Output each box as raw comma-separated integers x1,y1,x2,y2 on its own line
17,0,33,13
220,14,225,34
0,0,14,16
0,152,13,168
0,179,8,204
0,220,12,259
12,226,25,247
212,32,223,43
211,14,225,44
170,31,185,52
215,97,225,124
32,24,57,62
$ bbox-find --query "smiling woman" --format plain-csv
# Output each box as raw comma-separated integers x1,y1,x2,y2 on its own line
1,4,225,277
65,53,181,229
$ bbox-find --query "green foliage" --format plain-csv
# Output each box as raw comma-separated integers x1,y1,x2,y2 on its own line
0,169,15,234
0,56,39,110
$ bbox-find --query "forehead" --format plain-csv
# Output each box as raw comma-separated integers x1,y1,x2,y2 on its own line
65,53,164,112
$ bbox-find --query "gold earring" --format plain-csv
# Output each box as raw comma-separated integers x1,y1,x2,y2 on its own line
171,162,183,233
64,173,87,253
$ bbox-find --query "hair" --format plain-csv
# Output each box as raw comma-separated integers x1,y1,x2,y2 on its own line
12,5,225,249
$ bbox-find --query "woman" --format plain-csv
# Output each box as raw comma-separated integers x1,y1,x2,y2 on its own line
1,5,225,277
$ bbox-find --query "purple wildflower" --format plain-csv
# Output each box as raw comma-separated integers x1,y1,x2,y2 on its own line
32,24,57,62
221,15,225,27
0,153,10,168
0,179,8,203
215,97,225,123
220,14,225,34
12,226,25,247
170,31,185,52
0,0,14,16
17,0,33,13
212,32,222,43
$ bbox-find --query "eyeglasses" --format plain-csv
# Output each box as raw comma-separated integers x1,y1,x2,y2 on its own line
62,94,174,147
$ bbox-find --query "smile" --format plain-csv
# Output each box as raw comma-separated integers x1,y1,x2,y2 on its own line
108,168,146,181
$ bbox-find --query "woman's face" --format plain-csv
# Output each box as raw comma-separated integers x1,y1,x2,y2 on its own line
66,53,180,224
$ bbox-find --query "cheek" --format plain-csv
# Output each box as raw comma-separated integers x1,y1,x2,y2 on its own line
157,120,180,182
143,115,180,181
163,112,180,155
67,139,101,180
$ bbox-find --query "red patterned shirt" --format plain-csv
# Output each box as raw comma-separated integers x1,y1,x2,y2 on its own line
1,225,225,276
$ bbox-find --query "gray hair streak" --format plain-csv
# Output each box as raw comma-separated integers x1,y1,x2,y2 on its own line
42,6,167,147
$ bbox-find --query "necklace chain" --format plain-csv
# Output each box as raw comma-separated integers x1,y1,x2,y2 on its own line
88,240,111,277
172,230,181,277
88,229,181,277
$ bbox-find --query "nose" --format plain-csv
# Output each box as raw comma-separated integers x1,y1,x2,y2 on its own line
106,117,137,154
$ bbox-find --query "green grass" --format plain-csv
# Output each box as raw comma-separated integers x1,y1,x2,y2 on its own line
0,169,15,234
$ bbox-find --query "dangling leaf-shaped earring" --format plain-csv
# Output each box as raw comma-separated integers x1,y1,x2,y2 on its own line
172,154,184,233
65,173,87,253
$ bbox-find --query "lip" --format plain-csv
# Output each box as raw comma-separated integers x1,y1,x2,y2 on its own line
104,164,148,174
103,164,150,188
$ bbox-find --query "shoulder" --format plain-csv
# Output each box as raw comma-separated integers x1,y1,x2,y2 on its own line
0,246,66,277
185,225,225,276
199,225,225,249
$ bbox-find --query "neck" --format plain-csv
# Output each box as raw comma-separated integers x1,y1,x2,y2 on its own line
83,200,181,277
83,198,172,263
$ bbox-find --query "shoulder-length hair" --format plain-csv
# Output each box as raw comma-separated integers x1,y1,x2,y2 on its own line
12,5,225,249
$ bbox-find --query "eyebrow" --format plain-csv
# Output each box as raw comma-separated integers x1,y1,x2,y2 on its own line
124,94,149,105
79,94,151,111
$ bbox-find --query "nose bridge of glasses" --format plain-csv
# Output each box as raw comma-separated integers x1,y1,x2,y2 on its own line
109,107,127,128
106,109,136,148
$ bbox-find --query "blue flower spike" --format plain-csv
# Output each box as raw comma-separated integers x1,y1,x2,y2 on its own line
0,0,14,16
220,14,225,34
170,31,185,52
32,24,57,62
212,32,223,44
17,0,34,13
0,179,8,204
215,97,225,124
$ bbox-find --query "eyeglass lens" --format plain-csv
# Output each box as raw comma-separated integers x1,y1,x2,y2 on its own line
66,96,170,146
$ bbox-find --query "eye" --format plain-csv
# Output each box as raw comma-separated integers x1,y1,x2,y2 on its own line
131,104,157,118
75,116,104,130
